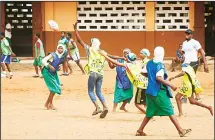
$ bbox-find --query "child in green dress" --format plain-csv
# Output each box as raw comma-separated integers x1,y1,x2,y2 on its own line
136,46,191,137
42,44,67,110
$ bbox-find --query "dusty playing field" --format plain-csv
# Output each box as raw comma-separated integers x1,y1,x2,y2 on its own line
1,62,214,139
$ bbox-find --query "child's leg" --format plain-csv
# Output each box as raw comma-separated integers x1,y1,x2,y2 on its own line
44,92,55,109
120,101,128,112
175,93,184,116
34,65,39,75
88,73,100,112
136,116,151,135
95,75,107,110
5,64,12,78
5,64,11,72
48,92,56,110
135,104,146,114
113,103,118,112
169,115,191,136
1,63,6,72
75,60,85,74
68,60,73,74
188,93,213,116
95,75,108,118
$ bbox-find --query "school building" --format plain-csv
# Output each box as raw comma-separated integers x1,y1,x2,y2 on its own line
1,1,215,57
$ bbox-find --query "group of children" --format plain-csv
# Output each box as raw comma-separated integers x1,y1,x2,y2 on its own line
1,20,213,137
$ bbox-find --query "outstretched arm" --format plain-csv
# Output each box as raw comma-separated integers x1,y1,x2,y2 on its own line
107,54,125,60
156,76,177,91
73,21,86,48
108,61,116,69
169,71,185,81
100,51,125,68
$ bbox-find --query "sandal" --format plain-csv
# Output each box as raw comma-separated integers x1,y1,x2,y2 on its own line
100,109,108,118
135,130,146,136
179,129,192,137
92,108,102,115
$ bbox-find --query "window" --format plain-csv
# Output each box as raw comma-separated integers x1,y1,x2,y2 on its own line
155,1,189,31
77,1,146,31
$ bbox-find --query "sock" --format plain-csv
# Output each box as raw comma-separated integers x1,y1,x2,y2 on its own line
2,71,6,75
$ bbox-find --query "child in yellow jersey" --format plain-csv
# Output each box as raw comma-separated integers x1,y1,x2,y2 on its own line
134,49,150,113
169,63,213,117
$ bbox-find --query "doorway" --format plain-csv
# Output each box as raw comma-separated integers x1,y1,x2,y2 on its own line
4,2,33,57
204,2,215,56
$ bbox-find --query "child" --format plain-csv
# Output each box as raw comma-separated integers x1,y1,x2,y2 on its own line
66,32,85,75
58,31,70,76
1,32,15,78
134,49,150,114
169,62,213,117
74,21,108,118
41,44,67,110
170,44,184,72
33,33,45,78
108,48,133,112
136,46,191,137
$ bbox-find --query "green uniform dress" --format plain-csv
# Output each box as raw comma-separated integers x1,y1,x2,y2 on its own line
114,59,133,103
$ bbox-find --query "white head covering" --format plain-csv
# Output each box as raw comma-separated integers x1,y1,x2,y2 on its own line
123,48,131,53
140,49,150,57
56,44,66,58
153,46,164,63
91,38,101,50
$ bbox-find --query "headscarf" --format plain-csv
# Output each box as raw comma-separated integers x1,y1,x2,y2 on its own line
127,53,136,63
140,49,150,57
91,38,101,50
153,46,164,63
56,44,67,58
123,48,131,54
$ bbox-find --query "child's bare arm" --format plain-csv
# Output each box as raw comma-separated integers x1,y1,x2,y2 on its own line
107,54,125,60
169,71,185,81
108,61,116,69
156,76,177,91
73,21,86,48
100,51,125,68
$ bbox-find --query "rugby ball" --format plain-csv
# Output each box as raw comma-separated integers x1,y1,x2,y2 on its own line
48,20,59,31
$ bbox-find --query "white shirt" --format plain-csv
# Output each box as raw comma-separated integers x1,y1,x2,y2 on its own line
182,39,201,62
5,23,12,39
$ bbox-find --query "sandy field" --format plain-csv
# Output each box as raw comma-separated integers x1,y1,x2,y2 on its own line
1,61,214,139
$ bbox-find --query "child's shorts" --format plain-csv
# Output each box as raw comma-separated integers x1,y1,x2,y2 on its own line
1,54,11,64
135,88,146,105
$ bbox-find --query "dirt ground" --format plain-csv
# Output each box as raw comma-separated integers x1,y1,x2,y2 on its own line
1,62,214,139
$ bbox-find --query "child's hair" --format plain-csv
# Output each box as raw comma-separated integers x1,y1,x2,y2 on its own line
35,33,40,38
67,32,72,38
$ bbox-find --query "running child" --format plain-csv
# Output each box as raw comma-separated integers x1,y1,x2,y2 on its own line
108,48,133,112
1,32,15,78
73,21,108,118
134,49,150,114
66,32,85,74
33,33,45,78
169,62,213,117
136,46,191,137
42,44,67,110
